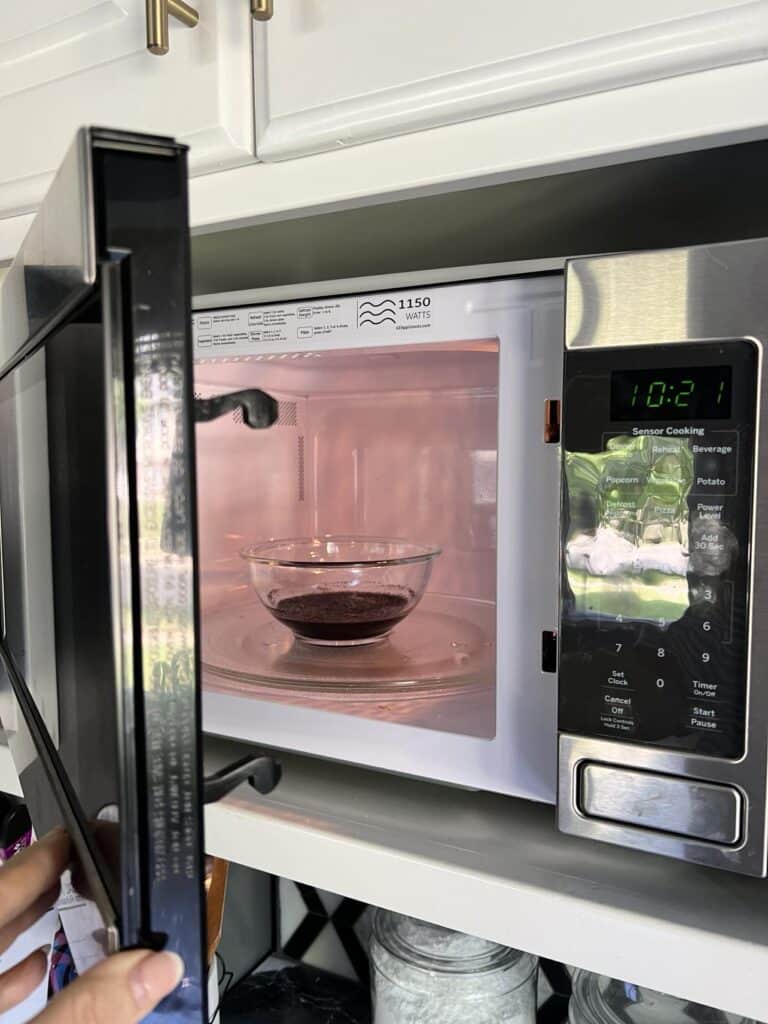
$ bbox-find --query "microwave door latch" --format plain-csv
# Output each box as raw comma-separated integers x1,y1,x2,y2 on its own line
203,752,282,804
193,389,279,429
161,389,279,556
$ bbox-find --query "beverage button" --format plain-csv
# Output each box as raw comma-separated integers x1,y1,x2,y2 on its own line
690,432,738,496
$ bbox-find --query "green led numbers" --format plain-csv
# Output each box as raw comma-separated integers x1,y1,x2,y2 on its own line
674,379,695,408
646,381,666,408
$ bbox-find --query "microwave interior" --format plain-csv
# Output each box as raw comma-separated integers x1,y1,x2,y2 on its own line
193,273,563,796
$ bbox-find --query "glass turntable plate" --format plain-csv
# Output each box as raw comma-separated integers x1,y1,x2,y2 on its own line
201,591,495,701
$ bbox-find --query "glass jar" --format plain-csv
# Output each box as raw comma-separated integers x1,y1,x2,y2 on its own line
370,910,537,1024
569,970,756,1024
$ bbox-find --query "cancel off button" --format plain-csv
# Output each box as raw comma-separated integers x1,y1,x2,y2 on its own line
600,689,636,733
603,691,632,714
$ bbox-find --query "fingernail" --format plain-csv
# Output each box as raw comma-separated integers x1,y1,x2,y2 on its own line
129,951,185,1009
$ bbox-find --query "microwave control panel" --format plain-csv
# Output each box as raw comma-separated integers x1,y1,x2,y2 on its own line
559,340,758,759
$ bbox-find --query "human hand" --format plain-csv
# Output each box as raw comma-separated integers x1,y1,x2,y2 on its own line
0,828,184,1023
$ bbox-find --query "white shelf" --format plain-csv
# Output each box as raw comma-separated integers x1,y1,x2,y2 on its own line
2,734,765,1017
204,735,768,1021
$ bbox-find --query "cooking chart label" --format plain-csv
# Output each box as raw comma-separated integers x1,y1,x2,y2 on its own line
193,290,440,356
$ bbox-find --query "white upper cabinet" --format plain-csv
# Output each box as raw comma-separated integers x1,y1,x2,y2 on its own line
0,0,253,218
254,0,768,160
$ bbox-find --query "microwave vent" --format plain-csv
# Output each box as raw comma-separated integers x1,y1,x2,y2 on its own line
277,400,298,427
297,435,305,502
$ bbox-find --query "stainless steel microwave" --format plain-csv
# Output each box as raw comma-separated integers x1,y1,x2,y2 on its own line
193,241,768,876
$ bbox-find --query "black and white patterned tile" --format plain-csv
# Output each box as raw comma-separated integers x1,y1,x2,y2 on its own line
276,879,572,1019
278,879,371,984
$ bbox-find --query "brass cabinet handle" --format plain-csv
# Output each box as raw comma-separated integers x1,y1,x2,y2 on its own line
146,0,199,55
251,0,274,20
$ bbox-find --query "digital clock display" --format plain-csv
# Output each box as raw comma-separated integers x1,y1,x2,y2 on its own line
610,366,732,420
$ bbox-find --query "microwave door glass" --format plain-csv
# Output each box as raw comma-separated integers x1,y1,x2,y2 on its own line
0,128,207,1022
0,316,123,912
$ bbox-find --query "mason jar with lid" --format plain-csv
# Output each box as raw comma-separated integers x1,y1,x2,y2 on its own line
569,970,756,1024
370,909,538,1024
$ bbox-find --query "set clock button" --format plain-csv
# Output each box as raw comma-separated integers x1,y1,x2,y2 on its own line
605,667,632,688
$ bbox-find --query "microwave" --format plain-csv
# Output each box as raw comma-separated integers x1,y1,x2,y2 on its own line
194,243,768,876
192,273,564,802
2,132,768,1022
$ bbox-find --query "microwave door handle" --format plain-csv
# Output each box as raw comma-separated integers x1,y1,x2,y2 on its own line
193,389,278,429
161,389,278,554
203,752,282,804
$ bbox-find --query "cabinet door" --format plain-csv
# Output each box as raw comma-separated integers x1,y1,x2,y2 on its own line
254,0,768,160
0,0,253,219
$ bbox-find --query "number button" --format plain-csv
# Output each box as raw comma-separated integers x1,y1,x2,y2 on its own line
689,578,733,643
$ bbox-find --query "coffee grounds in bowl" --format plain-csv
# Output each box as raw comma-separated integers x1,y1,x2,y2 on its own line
271,589,414,642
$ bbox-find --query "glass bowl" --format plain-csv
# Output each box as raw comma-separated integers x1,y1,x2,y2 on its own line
239,536,441,647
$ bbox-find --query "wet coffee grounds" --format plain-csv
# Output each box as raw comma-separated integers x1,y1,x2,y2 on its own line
272,589,414,641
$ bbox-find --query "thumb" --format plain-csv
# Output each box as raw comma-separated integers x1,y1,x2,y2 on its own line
32,949,184,1024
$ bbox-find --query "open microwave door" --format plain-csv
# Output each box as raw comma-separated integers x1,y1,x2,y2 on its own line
0,129,207,1020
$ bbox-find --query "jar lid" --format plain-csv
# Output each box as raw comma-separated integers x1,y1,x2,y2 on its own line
373,910,528,976
570,971,755,1024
